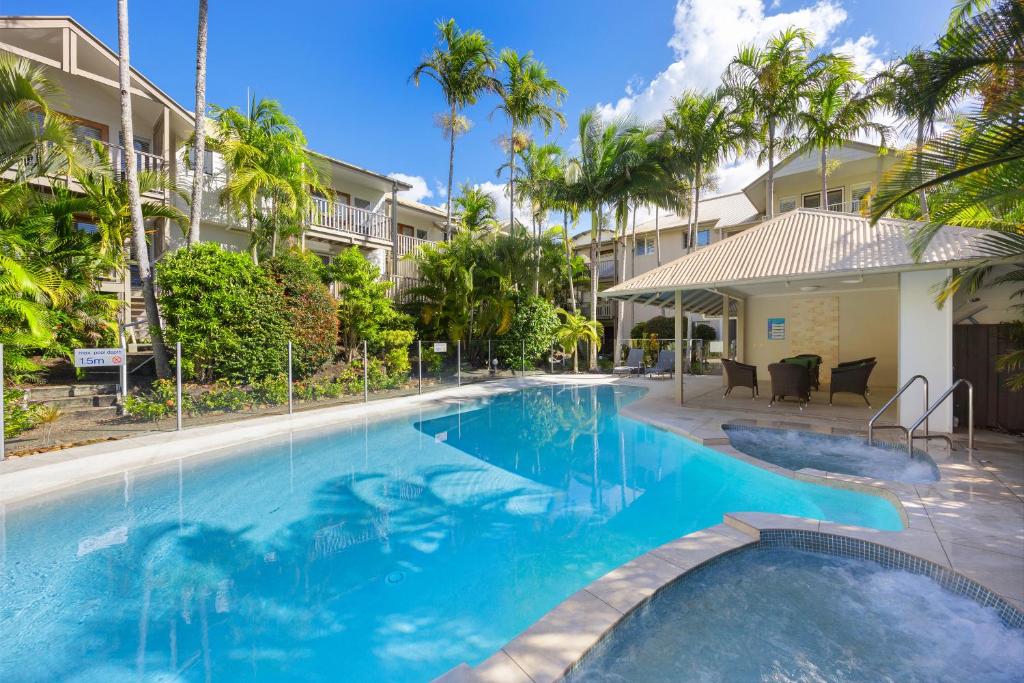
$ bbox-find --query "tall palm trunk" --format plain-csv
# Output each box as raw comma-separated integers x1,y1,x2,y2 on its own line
916,118,928,219
589,207,600,371
508,128,515,232
820,147,828,209
562,209,576,313
691,165,702,248
613,210,623,364
654,205,661,266
118,0,171,379
629,205,636,342
446,104,456,240
533,214,540,296
187,0,208,246
766,121,776,218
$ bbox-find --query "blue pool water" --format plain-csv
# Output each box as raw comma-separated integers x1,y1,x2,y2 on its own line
0,385,902,682
566,547,1024,682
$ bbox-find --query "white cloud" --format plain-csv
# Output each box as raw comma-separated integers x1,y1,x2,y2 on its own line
388,172,432,202
596,0,852,122
834,35,886,77
434,179,448,200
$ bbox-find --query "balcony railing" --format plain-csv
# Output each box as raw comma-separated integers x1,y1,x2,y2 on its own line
105,142,166,179
398,234,430,256
388,275,423,304
310,197,391,241
579,300,615,319
781,198,871,216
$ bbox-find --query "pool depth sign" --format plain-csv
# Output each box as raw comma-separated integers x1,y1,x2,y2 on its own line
74,348,125,367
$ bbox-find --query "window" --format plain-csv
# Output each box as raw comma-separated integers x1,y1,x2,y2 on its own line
353,197,371,210
801,189,843,210
696,229,710,247
634,237,655,256
416,229,428,240
188,146,214,174
398,224,415,237
778,196,797,213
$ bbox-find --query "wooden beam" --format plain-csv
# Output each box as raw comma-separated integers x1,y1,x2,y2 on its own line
674,290,684,404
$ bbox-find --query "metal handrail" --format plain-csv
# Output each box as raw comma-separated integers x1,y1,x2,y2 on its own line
907,379,974,455
868,374,928,446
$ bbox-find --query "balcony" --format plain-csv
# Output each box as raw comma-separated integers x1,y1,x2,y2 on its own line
103,141,166,179
310,197,391,242
398,233,430,257
579,300,615,319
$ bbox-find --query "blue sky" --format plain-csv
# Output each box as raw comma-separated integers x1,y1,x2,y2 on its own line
4,0,951,221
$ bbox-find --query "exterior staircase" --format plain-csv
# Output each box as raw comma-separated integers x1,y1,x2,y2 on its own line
23,383,121,419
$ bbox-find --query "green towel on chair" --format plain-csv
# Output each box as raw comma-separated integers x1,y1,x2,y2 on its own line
781,356,816,369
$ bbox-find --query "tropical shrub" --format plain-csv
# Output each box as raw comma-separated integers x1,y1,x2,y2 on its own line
327,247,413,359
249,374,290,406
263,250,338,378
3,389,41,437
123,379,183,421
194,380,249,413
157,243,288,383
495,295,560,369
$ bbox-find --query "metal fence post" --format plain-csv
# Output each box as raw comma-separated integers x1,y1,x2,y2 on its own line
175,342,182,431
0,343,5,460
417,340,422,395
287,341,293,415
521,339,525,374
488,339,492,376
457,340,461,386
119,327,128,401
363,340,369,403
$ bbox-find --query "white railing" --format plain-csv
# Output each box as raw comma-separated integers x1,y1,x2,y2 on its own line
781,198,870,216
398,234,430,256
579,300,615,319
310,197,391,241
105,141,166,179
388,275,422,303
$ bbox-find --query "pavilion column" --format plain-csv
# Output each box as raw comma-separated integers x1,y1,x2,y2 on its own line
735,298,745,363
674,290,684,404
721,294,732,386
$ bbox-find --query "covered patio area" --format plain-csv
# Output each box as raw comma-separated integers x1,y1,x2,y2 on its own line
601,209,1003,436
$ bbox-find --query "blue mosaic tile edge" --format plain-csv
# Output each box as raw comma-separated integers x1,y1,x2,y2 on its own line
759,529,1024,629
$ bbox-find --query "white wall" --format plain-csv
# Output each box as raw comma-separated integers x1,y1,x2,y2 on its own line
899,269,954,432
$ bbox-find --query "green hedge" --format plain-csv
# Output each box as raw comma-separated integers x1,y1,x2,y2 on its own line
157,243,289,383
263,250,338,378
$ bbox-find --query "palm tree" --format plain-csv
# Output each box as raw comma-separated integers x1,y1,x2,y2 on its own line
723,28,820,218
187,0,208,245
205,96,326,262
796,59,888,210
117,0,171,378
512,141,563,295
554,308,602,373
453,183,499,234
411,19,499,239
869,0,1023,384
870,49,957,219
660,88,747,249
495,49,566,229
564,110,641,370
0,55,85,179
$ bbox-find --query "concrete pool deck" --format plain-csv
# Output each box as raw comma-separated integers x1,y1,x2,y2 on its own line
0,374,1020,682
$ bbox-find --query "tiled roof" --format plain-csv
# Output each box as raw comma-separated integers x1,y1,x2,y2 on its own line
603,209,995,297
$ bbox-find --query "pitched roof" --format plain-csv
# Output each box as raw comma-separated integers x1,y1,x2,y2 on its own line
392,196,447,218
602,208,996,298
632,192,761,235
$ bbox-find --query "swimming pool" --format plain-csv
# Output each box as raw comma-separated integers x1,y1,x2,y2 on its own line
566,544,1024,682
0,384,902,682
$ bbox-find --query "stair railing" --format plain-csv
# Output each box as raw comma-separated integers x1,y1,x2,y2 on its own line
906,379,974,456
867,375,928,447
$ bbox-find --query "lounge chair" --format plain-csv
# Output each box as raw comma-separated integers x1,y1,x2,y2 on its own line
613,348,644,375
768,362,811,410
829,359,877,407
722,358,758,398
781,354,822,390
645,350,675,378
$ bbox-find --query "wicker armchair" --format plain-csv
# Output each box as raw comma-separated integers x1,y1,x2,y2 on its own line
768,362,811,410
781,354,822,390
722,358,758,398
829,360,877,407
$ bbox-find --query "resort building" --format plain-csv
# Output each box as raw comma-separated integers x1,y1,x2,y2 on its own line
0,16,442,315
575,140,897,346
